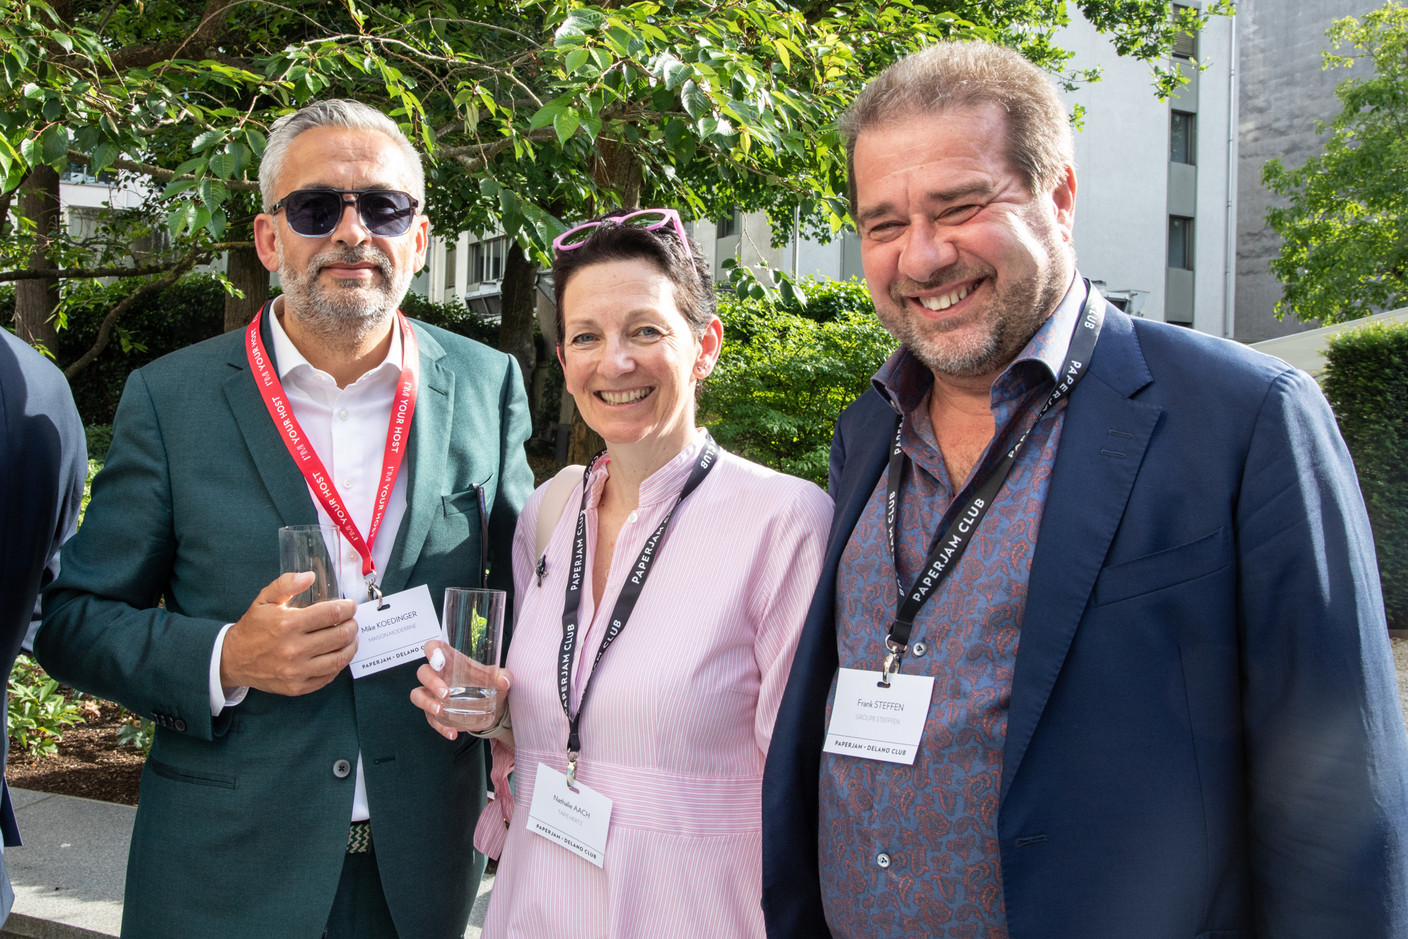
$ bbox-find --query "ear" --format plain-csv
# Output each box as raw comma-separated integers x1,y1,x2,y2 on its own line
1049,164,1077,244
693,317,724,380
253,213,281,272
412,214,431,271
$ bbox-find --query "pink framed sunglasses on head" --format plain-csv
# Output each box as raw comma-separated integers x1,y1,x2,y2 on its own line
552,208,699,277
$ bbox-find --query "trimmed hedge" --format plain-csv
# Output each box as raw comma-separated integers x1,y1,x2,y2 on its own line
701,278,894,486
1322,320,1408,631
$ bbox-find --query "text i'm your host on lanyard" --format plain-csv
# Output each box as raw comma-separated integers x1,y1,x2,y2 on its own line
524,434,720,869
823,288,1105,766
246,303,443,679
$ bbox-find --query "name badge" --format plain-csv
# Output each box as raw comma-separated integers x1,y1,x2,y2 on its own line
527,762,613,868
823,667,934,765
350,584,440,678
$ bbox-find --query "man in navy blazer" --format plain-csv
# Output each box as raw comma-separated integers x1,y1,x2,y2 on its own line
762,41,1408,938
0,328,86,925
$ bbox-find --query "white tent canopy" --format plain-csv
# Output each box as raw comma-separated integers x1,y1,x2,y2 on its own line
1249,308,1408,378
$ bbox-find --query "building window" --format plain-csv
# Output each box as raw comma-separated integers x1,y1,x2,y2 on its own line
470,236,507,284
1172,5,1198,60
1168,216,1194,270
1170,112,1195,165
444,243,457,293
716,207,740,239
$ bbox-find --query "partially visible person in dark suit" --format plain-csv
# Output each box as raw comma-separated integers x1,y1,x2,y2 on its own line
0,328,86,924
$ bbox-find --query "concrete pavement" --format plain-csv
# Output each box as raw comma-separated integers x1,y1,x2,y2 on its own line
0,788,492,938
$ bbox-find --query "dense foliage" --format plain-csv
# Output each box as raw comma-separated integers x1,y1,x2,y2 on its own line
1264,1,1408,323
1322,320,1408,630
702,277,893,485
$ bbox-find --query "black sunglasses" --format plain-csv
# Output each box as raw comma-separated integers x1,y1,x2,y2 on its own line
270,188,420,238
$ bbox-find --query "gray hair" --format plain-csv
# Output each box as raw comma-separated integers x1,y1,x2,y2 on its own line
841,41,1074,208
259,99,425,209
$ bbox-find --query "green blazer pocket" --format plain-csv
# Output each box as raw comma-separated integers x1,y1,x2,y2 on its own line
442,485,488,517
146,758,238,789
1092,528,1230,607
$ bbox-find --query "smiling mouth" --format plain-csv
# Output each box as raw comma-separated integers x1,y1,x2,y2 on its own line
598,388,653,405
917,280,978,311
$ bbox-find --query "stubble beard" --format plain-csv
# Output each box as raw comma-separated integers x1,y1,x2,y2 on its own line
878,239,1073,381
277,241,411,352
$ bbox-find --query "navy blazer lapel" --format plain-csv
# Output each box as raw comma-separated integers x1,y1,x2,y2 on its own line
379,323,452,596
1000,302,1162,802
223,314,321,529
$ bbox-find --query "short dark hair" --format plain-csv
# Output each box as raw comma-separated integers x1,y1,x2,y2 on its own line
841,41,1074,210
552,212,715,347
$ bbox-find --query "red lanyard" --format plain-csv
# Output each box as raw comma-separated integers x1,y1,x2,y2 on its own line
245,303,420,598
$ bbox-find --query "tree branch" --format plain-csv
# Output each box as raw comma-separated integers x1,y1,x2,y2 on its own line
0,242,252,283
62,245,211,379
66,150,260,191
442,129,560,172
107,0,240,70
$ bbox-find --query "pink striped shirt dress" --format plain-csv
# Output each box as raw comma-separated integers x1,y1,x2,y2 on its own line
475,434,832,937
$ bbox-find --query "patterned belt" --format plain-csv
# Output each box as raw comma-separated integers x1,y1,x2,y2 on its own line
347,821,373,854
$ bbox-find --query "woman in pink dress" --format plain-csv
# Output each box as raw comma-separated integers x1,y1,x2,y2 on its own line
412,209,832,937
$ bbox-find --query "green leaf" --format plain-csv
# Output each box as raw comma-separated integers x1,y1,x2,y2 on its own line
529,99,567,131
681,80,709,119
553,108,580,143
191,129,223,152
39,125,68,164
564,48,590,76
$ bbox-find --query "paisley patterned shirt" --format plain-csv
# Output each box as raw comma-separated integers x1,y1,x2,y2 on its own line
819,280,1087,939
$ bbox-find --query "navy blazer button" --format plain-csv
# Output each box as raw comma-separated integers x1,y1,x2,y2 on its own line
332,759,352,779
876,853,891,869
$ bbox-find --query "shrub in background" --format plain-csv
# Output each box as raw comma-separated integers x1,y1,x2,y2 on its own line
7,655,95,758
1,277,229,426
1322,320,1408,631
399,292,500,347
702,278,893,486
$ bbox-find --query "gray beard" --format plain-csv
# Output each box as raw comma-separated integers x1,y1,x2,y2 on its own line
276,242,410,352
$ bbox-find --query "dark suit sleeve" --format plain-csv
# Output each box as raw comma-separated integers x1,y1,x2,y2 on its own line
1235,367,1408,935
485,353,533,629
38,369,227,741
0,333,86,862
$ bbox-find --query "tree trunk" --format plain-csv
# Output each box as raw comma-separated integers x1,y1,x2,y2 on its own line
497,241,538,380
224,242,269,332
14,165,61,350
567,401,606,465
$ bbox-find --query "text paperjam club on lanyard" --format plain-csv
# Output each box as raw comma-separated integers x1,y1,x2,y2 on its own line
246,304,441,678
824,287,1106,765
525,434,719,866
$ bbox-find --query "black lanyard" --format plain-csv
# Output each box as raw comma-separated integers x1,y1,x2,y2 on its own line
878,288,1105,686
558,433,719,785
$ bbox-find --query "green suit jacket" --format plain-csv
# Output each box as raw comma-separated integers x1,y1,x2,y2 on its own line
38,312,533,938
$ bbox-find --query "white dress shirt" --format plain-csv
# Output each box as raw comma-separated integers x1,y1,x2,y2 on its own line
208,298,411,823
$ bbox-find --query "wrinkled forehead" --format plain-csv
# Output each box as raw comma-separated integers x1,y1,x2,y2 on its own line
277,127,417,197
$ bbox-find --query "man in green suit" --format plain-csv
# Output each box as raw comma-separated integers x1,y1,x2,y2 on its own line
38,99,533,938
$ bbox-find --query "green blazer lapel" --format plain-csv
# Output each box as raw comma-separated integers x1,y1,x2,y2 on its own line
1000,301,1161,804
380,323,452,596
222,318,320,529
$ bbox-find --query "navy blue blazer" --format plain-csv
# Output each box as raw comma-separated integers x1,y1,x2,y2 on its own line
0,329,86,922
762,299,1408,938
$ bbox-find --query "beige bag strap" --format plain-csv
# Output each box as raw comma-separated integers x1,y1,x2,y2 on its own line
536,464,585,560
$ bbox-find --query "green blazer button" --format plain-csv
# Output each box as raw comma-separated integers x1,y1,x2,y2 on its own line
332,759,352,779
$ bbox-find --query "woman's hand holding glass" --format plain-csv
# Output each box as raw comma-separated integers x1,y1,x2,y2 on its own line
412,641,513,738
